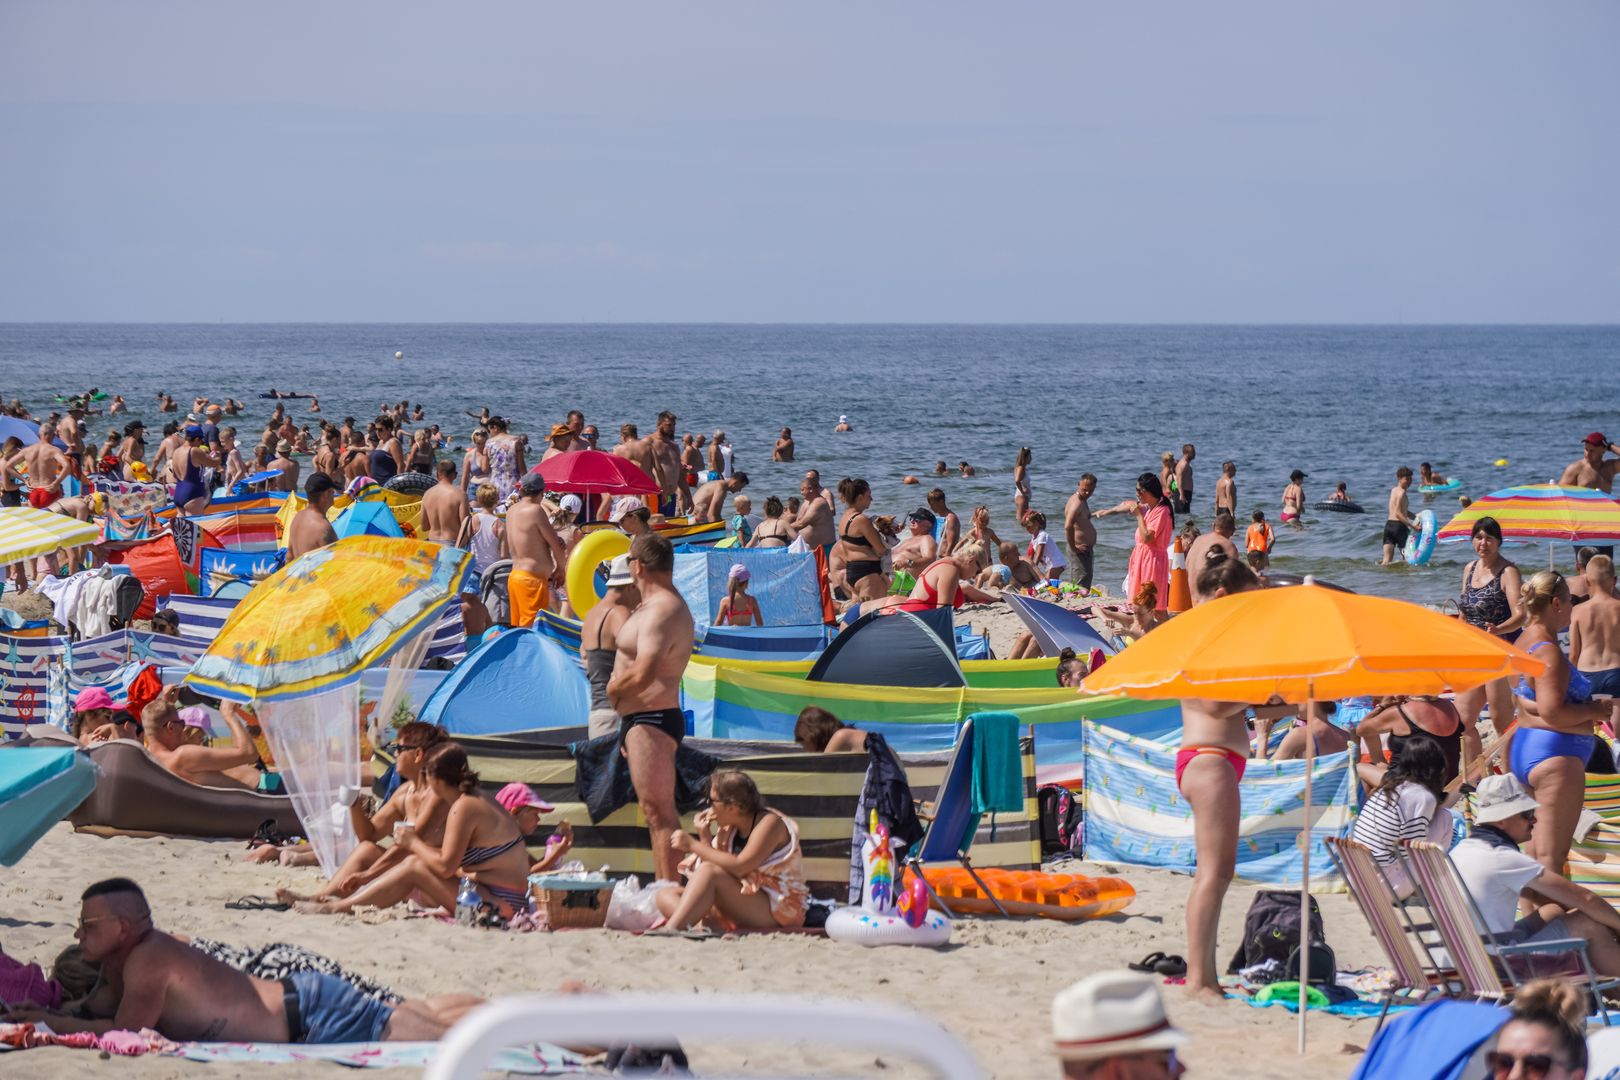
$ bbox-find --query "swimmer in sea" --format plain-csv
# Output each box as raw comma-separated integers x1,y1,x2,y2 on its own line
1281,469,1306,526
834,415,853,433
958,461,976,477
1419,462,1447,487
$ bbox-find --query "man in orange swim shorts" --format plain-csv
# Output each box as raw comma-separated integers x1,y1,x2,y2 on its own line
505,473,567,629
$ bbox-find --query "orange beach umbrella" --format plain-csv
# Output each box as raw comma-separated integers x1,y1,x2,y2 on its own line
1080,581,1545,1051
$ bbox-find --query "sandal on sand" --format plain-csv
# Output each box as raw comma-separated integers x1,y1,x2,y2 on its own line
1128,951,1167,973
225,895,291,912
1154,955,1188,977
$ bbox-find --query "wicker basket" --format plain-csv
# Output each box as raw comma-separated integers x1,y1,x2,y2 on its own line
531,878,613,929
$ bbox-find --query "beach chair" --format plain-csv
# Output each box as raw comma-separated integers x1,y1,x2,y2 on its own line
425,993,989,1080
906,716,1012,917
1400,839,1614,1026
1323,837,1456,1032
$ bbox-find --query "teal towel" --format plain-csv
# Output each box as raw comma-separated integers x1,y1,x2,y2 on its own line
968,712,1022,816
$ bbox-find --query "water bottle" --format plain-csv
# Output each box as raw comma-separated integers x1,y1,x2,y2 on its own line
455,876,480,927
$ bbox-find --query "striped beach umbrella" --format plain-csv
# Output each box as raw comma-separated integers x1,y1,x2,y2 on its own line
1436,483,1620,544
0,506,101,563
184,536,471,703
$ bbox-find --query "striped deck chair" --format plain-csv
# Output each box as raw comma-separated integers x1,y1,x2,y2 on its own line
1323,837,1454,1032
1567,772,1620,902
905,717,1010,917
1401,839,1613,1026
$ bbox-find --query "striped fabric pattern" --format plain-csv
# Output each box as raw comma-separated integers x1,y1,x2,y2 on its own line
158,592,467,665
1081,720,1355,890
381,732,1041,899
0,507,102,563
680,654,1182,767
1436,484,1620,543
1563,773,1620,900
1,630,205,737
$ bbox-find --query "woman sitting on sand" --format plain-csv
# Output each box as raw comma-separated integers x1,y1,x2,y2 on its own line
1096,582,1166,642
655,769,808,932
283,743,534,918
1351,696,1466,793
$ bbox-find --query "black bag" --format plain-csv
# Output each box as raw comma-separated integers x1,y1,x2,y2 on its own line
1226,890,1326,974
1037,784,1083,856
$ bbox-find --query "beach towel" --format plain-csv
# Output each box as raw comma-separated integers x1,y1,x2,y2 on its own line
0,952,61,1010
969,712,1023,816
572,731,719,824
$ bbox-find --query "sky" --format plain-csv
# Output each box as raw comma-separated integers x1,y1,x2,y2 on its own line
1,2,1616,323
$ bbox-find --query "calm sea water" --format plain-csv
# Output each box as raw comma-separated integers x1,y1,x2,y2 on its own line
4,323,1615,607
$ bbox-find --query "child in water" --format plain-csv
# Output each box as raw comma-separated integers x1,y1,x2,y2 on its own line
1245,510,1274,571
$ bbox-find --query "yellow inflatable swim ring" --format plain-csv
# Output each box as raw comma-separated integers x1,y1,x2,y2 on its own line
566,529,630,619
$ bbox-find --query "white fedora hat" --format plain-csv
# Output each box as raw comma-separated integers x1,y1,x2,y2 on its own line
1052,971,1189,1063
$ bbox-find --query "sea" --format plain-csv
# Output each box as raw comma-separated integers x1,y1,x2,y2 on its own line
4,323,1616,608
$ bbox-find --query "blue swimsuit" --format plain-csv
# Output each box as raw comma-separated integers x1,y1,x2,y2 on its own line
1509,641,1596,784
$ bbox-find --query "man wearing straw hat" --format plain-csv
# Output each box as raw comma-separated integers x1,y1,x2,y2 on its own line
1052,971,1187,1078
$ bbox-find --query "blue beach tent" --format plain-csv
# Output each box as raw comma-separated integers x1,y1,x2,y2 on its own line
417,628,590,736
332,501,406,540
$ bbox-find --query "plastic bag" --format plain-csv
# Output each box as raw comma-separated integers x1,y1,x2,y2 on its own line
605,875,676,932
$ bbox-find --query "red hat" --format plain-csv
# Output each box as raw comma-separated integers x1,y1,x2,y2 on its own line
1586,432,1608,446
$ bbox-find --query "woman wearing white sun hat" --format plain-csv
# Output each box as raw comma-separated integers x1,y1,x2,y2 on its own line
1052,971,1188,1078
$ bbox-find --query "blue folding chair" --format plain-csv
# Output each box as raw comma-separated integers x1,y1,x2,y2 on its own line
905,717,1011,917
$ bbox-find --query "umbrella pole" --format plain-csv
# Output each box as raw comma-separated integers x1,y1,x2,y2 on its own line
1298,693,1315,1054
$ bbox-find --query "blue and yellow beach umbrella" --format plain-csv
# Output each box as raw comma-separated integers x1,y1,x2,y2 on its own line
185,536,470,703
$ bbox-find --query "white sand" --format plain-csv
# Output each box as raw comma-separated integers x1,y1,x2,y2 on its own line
3,824,1384,1078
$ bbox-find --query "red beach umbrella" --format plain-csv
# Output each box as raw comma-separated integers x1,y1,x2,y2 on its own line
529,450,658,496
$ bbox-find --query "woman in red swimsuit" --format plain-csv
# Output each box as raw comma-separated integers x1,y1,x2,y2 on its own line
715,564,762,627
1178,555,1264,999
896,551,997,613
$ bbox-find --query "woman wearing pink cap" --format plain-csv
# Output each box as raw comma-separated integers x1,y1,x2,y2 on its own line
714,564,762,627
496,783,574,873
72,686,136,746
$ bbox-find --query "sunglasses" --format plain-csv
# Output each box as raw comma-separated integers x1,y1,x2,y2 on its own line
1485,1050,1565,1079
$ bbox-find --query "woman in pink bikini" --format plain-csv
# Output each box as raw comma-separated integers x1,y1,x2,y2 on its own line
1179,555,1264,998
714,564,763,627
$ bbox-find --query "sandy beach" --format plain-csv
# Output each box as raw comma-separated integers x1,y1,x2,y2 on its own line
2,822,1383,1079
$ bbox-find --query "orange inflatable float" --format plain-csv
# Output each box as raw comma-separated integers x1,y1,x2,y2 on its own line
923,867,1134,920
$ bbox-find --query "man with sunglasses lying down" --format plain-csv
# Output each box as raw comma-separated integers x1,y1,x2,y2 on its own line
141,687,260,790
1451,774,1620,975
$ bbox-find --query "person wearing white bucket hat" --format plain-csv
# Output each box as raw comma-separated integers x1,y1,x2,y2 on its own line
1051,971,1188,1077
582,554,641,740
1450,774,1620,974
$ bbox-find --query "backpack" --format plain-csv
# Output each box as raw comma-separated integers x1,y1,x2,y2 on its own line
1037,784,1083,857
1227,890,1326,975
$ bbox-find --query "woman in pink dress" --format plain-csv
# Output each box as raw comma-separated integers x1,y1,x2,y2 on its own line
1114,472,1174,611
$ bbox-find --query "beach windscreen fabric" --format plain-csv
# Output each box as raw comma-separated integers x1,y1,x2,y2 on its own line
256,684,360,875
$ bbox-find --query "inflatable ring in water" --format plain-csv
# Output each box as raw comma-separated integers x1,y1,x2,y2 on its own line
566,529,630,619
1419,478,1462,494
824,905,952,947
1312,500,1365,514
1404,508,1438,565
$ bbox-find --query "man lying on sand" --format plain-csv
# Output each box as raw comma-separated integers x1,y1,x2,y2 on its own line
143,689,261,789
3,878,483,1043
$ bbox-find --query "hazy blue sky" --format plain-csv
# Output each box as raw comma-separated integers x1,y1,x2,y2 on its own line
2,3,1615,322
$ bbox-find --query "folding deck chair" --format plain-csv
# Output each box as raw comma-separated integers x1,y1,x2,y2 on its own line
906,716,1012,917
1401,839,1615,1026
1324,836,1457,1032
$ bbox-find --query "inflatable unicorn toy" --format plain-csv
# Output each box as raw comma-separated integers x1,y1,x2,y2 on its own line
825,810,951,947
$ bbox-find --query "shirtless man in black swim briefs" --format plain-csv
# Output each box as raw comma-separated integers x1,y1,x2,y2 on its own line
607,534,695,882
1381,466,1418,565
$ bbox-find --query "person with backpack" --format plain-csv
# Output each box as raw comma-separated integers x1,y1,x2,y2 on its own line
1346,733,1453,897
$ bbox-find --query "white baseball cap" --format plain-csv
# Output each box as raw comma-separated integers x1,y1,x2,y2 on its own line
1052,971,1189,1063
609,496,644,523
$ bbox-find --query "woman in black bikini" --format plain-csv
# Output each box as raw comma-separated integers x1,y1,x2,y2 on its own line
1455,516,1523,772
836,477,889,601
